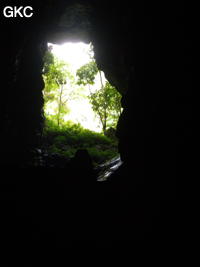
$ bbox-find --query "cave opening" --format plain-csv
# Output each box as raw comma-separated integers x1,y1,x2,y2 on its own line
40,40,122,177
0,0,182,247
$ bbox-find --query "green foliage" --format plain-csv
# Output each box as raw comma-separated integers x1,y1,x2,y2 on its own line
43,45,122,134
42,45,120,165
76,61,98,86
90,81,122,131
42,117,118,165
43,56,70,96
76,58,122,134
86,147,117,164
43,49,77,126
43,47,54,74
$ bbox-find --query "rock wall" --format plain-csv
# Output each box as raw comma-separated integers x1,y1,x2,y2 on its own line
0,0,192,248
0,0,192,187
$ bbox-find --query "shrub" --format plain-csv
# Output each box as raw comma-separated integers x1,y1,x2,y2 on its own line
42,118,118,164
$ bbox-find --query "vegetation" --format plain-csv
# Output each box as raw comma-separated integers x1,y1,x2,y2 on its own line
42,44,122,165
42,46,81,127
89,81,122,133
42,118,118,165
76,60,122,135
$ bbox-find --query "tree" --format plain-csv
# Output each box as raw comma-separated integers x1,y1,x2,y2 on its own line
76,61,122,135
89,81,122,134
43,50,75,127
76,61,98,87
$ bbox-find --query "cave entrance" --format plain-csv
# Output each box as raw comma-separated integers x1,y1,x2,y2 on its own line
41,41,122,171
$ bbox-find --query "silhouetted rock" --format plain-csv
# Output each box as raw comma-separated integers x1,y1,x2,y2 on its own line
0,0,188,249
69,149,96,183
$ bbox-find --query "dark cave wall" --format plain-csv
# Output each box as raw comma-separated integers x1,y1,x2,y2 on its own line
0,0,192,183
0,1,64,164
0,1,193,249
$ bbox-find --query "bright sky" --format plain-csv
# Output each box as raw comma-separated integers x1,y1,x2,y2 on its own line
50,42,92,73
46,42,106,132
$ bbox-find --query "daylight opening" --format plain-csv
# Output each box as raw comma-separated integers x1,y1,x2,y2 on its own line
42,42,122,168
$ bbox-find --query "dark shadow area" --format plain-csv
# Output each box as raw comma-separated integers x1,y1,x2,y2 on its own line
0,0,192,250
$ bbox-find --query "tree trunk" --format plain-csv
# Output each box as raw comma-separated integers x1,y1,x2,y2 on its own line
99,70,107,135
57,84,63,127
103,121,107,135
99,70,104,89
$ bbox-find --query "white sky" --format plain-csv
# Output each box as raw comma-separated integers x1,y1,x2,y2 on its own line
46,42,106,132
50,42,91,73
